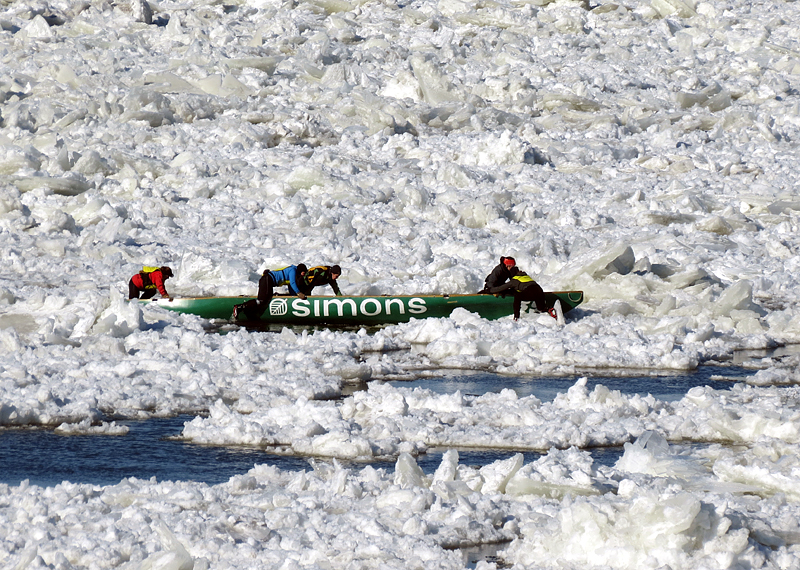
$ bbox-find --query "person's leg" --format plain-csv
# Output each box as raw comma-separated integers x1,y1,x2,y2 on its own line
518,282,547,315
128,279,140,299
257,272,275,301
250,273,274,319
235,274,273,320
528,282,547,312
513,295,522,320
235,299,259,319
141,288,157,299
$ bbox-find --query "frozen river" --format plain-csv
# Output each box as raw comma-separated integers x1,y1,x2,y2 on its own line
0,366,752,488
4,0,800,566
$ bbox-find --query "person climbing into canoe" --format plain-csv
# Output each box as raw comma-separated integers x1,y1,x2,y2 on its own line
485,266,557,321
479,256,517,292
233,264,307,321
300,265,342,296
129,266,173,300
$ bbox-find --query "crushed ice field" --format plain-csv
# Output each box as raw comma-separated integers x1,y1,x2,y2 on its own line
2,0,800,568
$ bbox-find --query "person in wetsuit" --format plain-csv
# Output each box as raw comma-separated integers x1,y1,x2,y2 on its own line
479,256,517,292
300,265,342,296
233,264,307,321
129,266,173,300
486,267,555,321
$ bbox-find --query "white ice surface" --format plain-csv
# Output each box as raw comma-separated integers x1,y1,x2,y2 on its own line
3,0,800,567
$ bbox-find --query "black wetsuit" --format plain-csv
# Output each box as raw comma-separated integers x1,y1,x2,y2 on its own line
483,257,515,291
300,266,342,296
233,265,305,321
488,273,547,319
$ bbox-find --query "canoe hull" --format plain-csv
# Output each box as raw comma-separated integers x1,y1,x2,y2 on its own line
144,291,583,326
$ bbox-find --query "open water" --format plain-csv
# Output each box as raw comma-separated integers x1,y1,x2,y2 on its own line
0,367,755,488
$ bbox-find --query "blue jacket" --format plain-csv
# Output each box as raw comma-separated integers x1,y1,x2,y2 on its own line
268,266,303,295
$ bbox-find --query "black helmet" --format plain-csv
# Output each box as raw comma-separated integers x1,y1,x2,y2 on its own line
297,263,307,273
330,265,341,275
161,266,173,278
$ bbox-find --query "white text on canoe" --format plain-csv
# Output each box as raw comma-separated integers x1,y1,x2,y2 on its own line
269,297,427,317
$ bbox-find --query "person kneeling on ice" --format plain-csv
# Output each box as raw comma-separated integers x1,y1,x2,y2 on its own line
479,256,517,292
300,265,342,297
129,266,173,300
486,266,556,321
233,264,307,321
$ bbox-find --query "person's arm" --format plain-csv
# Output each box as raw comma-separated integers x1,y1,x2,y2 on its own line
484,266,507,289
297,272,312,296
488,281,515,294
288,268,300,293
152,272,169,297
289,268,306,298
330,278,341,296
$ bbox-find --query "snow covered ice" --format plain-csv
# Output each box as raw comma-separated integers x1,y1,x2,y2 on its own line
3,0,800,567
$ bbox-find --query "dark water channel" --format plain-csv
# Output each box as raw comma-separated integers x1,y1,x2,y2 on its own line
384,365,749,402
0,366,754,488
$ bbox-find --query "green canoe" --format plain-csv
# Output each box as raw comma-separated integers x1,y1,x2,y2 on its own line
143,291,583,326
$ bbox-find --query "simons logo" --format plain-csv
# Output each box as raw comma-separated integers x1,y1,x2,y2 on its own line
269,298,289,316
289,297,427,318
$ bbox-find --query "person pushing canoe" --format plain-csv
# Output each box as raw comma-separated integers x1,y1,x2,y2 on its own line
129,266,173,300
479,257,556,321
480,256,517,291
300,265,342,297
233,264,307,321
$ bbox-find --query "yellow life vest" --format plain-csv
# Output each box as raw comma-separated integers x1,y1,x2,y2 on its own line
305,266,329,285
139,266,160,288
512,273,533,283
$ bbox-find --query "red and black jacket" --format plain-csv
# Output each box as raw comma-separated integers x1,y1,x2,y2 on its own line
131,269,169,297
